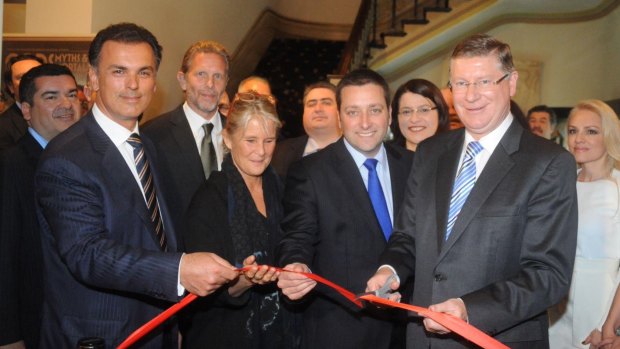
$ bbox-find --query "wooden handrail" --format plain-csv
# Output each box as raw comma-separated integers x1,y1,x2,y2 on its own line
336,0,372,75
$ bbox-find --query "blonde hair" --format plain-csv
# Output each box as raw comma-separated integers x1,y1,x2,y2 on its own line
568,99,620,171
224,93,281,152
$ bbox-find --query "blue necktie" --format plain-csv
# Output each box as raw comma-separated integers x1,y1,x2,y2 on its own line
363,158,392,240
127,133,168,251
445,141,483,240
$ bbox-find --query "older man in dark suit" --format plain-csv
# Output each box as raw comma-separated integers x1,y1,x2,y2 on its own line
0,54,43,151
277,69,413,348
0,64,81,349
34,23,237,348
367,34,578,349
142,40,229,248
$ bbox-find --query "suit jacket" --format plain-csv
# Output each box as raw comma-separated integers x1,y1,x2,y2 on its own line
381,120,578,348
0,133,44,348
35,112,183,348
0,103,28,151
271,134,308,180
142,105,225,249
277,138,414,349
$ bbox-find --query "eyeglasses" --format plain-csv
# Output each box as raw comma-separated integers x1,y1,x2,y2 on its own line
398,106,437,118
449,73,510,93
235,91,277,106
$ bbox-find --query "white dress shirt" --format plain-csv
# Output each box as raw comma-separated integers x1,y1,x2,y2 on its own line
183,102,224,170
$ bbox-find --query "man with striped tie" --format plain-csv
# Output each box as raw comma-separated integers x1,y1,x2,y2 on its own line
367,34,578,348
34,23,237,348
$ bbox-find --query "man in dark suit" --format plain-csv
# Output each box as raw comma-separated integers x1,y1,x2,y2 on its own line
271,81,341,179
277,69,413,348
34,23,237,348
142,40,229,247
367,34,578,348
0,64,81,349
0,54,43,150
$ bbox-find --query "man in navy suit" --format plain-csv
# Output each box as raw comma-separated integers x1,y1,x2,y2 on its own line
367,34,577,348
35,23,237,348
0,64,81,349
277,69,413,348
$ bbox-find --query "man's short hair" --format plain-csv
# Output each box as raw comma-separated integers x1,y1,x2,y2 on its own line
3,54,45,98
302,81,336,105
88,23,162,70
335,68,390,109
451,34,514,74
19,64,76,105
238,76,271,92
180,40,230,75
527,105,558,126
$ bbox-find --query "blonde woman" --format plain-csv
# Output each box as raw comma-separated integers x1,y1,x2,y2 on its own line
549,99,620,348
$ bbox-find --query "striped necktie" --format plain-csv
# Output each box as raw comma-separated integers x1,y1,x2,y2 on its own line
445,141,483,240
127,133,168,251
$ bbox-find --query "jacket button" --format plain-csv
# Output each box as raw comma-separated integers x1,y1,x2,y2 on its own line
434,274,444,282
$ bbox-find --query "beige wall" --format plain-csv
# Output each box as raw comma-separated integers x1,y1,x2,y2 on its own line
389,4,620,111
26,0,92,35
271,0,360,24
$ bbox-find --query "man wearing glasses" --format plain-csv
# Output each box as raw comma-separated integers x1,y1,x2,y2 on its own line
368,34,578,348
143,40,229,247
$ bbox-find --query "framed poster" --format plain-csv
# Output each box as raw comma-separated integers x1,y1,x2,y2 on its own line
2,35,93,86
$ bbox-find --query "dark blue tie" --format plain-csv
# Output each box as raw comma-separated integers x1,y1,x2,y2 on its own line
363,158,392,240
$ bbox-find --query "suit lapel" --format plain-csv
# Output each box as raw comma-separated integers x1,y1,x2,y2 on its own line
434,132,464,252
331,140,383,238
83,114,161,248
385,144,408,215
169,106,205,181
438,122,521,262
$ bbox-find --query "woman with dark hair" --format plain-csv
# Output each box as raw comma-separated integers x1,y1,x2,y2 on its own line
182,91,294,348
390,79,450,151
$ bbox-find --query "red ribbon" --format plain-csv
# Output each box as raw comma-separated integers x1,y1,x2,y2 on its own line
358,294,509,349
117,266,506,349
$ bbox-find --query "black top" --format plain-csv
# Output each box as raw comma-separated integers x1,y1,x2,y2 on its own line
182,156,296,349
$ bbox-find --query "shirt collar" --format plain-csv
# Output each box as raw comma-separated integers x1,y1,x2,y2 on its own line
92,103,139,147
464,113,514,153
28,127,48,148
343,138,388,169
183,101,222,132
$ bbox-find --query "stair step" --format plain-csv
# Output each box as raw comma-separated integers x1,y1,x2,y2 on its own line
402,18,429,25
425,6,452,13
381,29,407,38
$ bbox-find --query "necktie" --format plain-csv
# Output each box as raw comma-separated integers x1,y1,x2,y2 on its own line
445,141,484,240
363,158,392,241
201,123,217,179
127,133,168,251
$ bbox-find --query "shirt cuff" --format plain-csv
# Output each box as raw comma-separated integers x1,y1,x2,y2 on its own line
177,253,186,296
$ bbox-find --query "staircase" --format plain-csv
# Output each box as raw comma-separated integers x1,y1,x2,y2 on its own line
336,0,493,77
